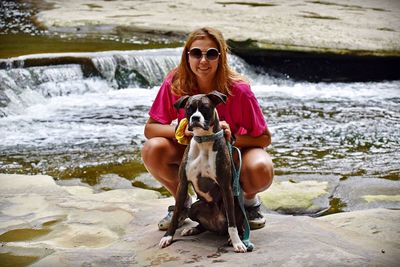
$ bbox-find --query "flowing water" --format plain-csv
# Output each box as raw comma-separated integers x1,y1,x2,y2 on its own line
1,48,399,189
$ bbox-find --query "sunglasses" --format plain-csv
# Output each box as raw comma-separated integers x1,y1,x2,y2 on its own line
187,47,220,61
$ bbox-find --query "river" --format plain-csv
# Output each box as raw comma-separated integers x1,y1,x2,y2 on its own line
0,48,399,191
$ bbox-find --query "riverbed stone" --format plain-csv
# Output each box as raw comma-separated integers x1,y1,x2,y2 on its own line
333,176,400,211
259,174,339,214
1,174,399,266
33,0,400,56
318,208,400,245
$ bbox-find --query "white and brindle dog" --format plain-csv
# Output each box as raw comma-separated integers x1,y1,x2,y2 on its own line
159,91,248,253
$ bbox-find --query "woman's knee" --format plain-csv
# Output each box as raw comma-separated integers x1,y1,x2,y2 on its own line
142,137,185,166
141,137,169,164
242,149,274,192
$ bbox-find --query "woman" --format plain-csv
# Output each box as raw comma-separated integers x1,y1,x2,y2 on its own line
141,27,274,231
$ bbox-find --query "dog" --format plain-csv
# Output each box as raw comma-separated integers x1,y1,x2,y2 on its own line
159,91,248,253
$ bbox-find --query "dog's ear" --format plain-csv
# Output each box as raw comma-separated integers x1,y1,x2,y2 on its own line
206,91,227,106
174,95,190,110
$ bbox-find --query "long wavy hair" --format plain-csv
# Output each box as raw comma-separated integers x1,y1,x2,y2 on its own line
171,27,245,96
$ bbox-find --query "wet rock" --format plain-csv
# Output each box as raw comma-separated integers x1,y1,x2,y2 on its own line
93,173,134,191
10,0,395,82
259,174,339,215
1,174,399,266
33,0,400,55
134,172,163,190
318,208,400,245
333,176,400,211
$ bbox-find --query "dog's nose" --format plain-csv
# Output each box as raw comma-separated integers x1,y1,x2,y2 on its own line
191,115,201,122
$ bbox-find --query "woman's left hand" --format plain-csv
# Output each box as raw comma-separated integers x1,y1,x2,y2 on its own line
220,121,232,142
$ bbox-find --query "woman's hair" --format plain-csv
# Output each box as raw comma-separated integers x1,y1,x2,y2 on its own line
171,27,245,96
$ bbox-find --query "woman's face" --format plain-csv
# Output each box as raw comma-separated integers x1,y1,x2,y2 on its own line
187,37,220,82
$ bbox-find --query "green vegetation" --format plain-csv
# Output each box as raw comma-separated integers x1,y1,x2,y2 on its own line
216,1,276,7
85,4,103,9
320,197,347,216
0,253,40,267
307,1,387,12
0,34,181,59
50,160,147,186
301,14,339,20
0,228,52,242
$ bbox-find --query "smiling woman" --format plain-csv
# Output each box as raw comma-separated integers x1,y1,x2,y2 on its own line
142,27,274,231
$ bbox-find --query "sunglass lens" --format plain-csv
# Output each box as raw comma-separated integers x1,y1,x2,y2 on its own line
189,48,202,59
207,49,219,60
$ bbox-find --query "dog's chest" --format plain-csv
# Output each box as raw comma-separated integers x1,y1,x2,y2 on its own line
186,142,218,201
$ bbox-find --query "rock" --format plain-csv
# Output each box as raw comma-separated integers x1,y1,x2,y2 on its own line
33,0,400,55
26,0,400,83
93,173,134,192
259,174,339,215
333,177,400,211
0,174,399,266
134,172,163,190
318,208,400,245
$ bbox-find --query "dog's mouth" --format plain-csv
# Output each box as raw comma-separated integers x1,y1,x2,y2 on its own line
188,121,210,131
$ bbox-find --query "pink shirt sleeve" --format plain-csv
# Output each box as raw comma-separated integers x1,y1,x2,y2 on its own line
220,82,267,137
148,73,180,124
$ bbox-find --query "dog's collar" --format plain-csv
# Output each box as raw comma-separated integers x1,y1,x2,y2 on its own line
193,129,224,143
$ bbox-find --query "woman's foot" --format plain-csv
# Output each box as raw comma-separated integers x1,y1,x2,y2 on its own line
245,203,266,230
244,196,266,230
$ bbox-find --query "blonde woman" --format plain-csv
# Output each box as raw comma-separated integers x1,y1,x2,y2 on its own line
142,27,274,231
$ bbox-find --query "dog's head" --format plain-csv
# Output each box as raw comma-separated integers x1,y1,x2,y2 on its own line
174,91,227,131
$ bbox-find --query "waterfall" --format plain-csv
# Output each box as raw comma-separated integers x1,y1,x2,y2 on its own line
0,48,260,117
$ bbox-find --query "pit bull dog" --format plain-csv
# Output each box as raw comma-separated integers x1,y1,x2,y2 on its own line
159,91,248,253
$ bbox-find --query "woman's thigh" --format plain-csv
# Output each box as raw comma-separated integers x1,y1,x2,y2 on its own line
239,148,274,195
142,137,186,166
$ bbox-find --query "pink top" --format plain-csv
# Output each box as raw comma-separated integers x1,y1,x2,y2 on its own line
149,72,267,137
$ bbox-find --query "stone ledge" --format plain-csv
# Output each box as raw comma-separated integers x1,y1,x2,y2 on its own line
0,174,399,266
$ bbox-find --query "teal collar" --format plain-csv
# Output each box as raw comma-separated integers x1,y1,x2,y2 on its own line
193,130,224,143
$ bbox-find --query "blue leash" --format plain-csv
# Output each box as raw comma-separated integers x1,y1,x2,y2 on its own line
227,142,254,252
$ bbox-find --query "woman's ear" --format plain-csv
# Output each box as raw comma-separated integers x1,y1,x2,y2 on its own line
206,91,227,106
174,96,190,110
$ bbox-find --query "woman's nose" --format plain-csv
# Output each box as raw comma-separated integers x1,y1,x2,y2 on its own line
200,54,207,62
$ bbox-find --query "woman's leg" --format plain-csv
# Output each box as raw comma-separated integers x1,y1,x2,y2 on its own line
239,147,274,229
240,147,274,199
141,137,186,198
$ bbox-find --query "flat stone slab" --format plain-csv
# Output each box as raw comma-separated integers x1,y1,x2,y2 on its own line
0,174,399,266
259,174,339,215
34,0,400,55
334,176,400,211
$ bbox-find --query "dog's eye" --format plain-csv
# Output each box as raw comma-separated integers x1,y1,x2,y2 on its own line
199,105,210,114
186,106,195,113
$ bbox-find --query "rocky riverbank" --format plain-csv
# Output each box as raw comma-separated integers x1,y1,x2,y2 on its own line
30,0,400,55
1,174,399,266
12,0,397,81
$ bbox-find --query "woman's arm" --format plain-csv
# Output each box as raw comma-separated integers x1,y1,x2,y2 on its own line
234,128,272,148
144,117,176,139
219,120,272,148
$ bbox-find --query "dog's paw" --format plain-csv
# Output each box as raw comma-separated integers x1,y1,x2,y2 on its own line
228,227,247,253
159,235,173,248
232,241,247,253
181,227,200,236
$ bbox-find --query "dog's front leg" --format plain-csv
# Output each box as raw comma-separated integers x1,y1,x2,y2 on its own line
159,166,189,248
221,182,247,253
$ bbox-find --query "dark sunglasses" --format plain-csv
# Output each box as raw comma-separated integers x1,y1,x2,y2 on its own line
187,47,220,61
